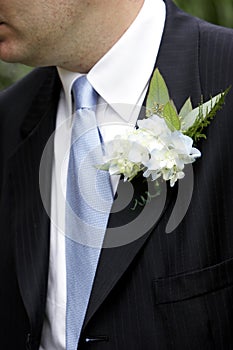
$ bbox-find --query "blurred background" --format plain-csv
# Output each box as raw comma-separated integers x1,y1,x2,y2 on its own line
0,0,233,90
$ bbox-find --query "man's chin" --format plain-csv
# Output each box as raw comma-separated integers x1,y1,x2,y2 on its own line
0,43,19,63
0,44,31,66
0,55,20,64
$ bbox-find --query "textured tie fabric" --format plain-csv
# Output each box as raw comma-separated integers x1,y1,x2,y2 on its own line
65,76,113,350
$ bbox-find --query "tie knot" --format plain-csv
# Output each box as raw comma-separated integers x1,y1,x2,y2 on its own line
72,75,98,111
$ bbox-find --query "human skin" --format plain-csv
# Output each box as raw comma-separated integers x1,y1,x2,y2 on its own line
0,0,144,72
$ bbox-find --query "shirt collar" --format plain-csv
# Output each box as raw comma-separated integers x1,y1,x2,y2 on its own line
57,0,166,121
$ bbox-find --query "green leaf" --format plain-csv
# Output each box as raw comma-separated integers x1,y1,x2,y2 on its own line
179,97,193,119
181,92,222,131
184,87,231,142
146,68,170,111
163,100,181,131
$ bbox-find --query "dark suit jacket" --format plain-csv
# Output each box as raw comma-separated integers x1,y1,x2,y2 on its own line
1,1,233,349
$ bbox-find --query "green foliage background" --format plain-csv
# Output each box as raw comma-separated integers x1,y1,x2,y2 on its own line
0,0,233,91
174,0,233,28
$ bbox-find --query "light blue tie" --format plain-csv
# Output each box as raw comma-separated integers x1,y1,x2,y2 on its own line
65,75,113,350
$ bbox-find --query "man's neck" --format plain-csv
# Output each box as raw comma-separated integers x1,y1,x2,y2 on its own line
58,0,145,73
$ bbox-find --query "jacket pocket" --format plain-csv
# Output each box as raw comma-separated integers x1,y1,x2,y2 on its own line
154,257,233,304
153,258,233,349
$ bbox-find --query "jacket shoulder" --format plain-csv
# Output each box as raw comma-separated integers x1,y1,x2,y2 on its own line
0,66,59,165
195,19,233,97
198,18,233,52
0,66,58,116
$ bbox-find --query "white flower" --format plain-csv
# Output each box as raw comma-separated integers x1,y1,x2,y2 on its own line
136,115,172,152
143,130,201,186
102,138,149,181
98,114,201,187
137,114,170,137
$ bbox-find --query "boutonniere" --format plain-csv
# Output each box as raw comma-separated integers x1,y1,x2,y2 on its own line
98,68,229,193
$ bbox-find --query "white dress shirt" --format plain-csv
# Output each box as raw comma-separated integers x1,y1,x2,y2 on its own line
39,0,166,348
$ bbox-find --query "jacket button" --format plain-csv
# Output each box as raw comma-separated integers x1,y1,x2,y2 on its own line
26,333,31,350
85,335,109,343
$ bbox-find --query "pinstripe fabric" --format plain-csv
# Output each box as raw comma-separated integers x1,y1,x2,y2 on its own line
0,68,61,349
1,1,233,349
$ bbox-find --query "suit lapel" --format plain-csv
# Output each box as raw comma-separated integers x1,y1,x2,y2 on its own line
84,0,202,329
10,67,61,338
